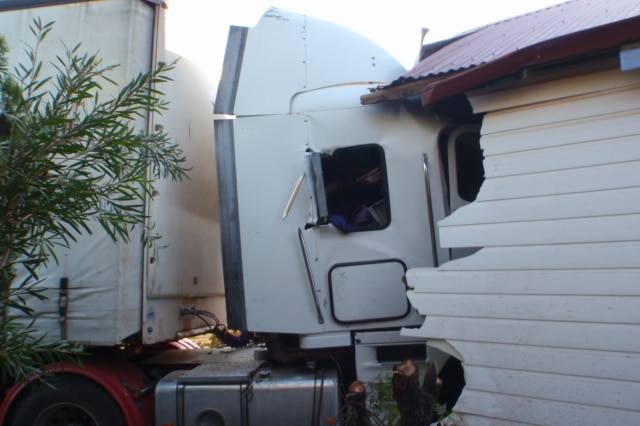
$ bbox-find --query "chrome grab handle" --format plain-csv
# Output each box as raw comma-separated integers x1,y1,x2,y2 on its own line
282,172,305,220
423,154,439,267
298,227,324,324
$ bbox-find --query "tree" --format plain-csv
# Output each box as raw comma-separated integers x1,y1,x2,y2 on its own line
0,19,188,384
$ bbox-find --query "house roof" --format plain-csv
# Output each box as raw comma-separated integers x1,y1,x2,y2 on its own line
361,0,640,106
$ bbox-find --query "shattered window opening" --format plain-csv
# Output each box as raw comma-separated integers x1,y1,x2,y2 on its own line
320,144,390,233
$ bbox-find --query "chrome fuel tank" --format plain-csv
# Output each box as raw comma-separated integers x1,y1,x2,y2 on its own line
155,348,340,425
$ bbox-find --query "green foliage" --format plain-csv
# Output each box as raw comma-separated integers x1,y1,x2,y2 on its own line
0,18,188,384
342,373,463,426
339,374,399,426
367,373,402,426
0,306,85,385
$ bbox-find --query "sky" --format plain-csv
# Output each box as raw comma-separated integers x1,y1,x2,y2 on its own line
166,0,567,87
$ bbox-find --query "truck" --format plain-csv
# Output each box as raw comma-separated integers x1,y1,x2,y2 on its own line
0,1,458,425
2,0,639,425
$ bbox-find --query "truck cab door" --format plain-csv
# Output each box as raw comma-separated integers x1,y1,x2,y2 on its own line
303,145,408,326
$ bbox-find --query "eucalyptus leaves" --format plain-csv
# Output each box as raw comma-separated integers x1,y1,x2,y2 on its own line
0,18,187,383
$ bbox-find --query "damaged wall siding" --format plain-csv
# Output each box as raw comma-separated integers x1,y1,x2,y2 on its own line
405,67,640,425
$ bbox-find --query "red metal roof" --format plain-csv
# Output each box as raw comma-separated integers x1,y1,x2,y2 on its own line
411,0,640,78
362,0,640,105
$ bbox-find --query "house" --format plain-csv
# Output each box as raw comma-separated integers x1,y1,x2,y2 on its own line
364,0,640,423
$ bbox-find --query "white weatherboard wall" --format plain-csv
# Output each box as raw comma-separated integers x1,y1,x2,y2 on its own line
404,67,640,425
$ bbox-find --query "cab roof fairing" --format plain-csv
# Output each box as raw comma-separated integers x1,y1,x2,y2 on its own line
227,7,407,118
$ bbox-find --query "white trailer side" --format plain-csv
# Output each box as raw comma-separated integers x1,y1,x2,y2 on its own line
0,0,224,345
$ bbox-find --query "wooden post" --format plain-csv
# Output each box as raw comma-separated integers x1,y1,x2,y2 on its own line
422,360,442,423
346,380,375,426
392,360,442,426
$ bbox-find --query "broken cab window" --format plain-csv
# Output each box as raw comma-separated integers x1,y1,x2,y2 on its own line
455,132,484,202
313,144,390,233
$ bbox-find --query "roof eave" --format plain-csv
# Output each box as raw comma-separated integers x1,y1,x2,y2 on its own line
361,15,640,107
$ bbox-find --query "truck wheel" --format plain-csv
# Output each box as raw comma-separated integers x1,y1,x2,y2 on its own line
8,375,126,426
